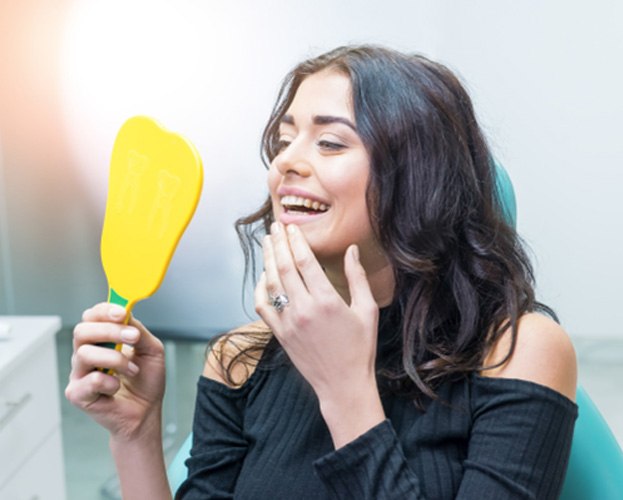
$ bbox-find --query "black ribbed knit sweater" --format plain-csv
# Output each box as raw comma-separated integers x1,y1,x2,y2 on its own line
177,310,577,499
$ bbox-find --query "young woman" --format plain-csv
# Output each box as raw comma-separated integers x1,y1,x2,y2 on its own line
66,45,577,499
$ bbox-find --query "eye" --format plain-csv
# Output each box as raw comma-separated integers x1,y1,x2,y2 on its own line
316,140,346,151
275,139,291,153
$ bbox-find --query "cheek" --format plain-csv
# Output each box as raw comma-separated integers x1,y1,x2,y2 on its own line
337,174,369,215
341,175,374,237
267,163,280,191
267,167,283,216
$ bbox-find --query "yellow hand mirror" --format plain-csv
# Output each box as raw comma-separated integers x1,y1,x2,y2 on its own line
99,116,203,366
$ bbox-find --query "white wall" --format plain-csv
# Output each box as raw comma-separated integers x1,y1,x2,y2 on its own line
432,1,623,339
1,0,621,339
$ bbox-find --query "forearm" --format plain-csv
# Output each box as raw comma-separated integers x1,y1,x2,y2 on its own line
109,411,171,500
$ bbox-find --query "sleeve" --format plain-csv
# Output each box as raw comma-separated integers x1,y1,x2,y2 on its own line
313,419,425,499
456,377,578,500
175,376,253,499
313,377,577,500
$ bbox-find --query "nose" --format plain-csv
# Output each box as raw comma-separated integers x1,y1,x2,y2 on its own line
273,138,312,178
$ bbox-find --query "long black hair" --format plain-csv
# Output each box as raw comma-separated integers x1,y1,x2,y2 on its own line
223,45,552,404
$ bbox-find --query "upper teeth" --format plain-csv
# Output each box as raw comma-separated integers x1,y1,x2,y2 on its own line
281,195,328,211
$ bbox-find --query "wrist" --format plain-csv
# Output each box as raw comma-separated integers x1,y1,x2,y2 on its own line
109,403,163,446
108,406,171,500
318,382,385,449
109,410,164,468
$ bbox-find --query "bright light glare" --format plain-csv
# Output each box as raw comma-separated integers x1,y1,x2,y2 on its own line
59,0,203,207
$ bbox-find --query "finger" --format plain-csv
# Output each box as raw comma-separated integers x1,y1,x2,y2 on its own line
65,370,121,409
82,302,129,324
71,343,140,379
269,222,307,299
80,304,162,357
285,224,336,297
124,315,163,357
73,322,140,351
344,245,377,312
262,232,288,299
254,271,279,330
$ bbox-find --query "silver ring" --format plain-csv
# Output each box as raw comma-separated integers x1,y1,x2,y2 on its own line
270,293,290,313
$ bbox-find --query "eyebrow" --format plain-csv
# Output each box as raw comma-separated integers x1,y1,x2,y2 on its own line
281,114,357,132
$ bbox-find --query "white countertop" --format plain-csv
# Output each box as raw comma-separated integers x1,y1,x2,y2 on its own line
0,316,62,379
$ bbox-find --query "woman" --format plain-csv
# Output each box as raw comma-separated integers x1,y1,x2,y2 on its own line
66,45,577,499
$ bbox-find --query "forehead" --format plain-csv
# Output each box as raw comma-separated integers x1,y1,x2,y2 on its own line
286,70,354,119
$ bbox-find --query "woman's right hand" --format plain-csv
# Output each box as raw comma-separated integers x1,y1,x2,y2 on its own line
65,302,166,440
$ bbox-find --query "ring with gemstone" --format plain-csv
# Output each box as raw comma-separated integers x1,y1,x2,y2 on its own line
270,293,290,313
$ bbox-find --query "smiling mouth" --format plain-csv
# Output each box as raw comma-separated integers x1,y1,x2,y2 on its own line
281,195,329,215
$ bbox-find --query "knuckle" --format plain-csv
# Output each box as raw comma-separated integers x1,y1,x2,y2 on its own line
255,293,269,308
87,371,104,392
75,343,91,359
365,302,379,318
73,326,91,347
275,260,291,276
73,322,82,336
294,252,312,269
73,345,86,362
64,384,73,402
294,310,312,328
264,281,277,295
317,297,337,313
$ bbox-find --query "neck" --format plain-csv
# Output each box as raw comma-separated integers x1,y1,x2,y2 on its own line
323,252,395,307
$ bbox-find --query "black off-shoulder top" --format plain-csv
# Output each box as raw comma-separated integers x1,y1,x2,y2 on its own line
176,308,577,499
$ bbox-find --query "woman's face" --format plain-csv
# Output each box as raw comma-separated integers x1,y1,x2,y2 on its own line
268,69,382,269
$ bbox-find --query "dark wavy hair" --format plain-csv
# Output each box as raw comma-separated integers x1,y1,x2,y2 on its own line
218,45,553,404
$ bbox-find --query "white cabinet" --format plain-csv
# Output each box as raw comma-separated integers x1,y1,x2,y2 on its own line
0,316,66,500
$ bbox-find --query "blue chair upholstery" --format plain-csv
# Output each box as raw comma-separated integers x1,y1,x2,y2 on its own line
168,432,193,495
493,159,517,228
167,163,623,496
495,162,623,498
560,387,623,499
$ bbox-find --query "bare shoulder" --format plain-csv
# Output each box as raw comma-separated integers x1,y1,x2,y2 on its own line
203,320,271,387
481,313,578,401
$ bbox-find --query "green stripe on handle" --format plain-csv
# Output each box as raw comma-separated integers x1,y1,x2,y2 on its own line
108,288,129,308
98,288,130,374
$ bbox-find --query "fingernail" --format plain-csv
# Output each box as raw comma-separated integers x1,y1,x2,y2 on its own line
287,224,297,235
351,245,360,262
271,222,280,234
127,361,140,376
120,328,139,343
109,305,126,320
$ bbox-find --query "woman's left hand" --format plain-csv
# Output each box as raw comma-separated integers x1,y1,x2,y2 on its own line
255,222,385,446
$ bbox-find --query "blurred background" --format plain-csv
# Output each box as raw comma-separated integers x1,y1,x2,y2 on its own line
1,0,622,498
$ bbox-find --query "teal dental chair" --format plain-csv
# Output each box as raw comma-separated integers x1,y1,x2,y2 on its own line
496,162,623,499
167,163,623,498
168,432,193,494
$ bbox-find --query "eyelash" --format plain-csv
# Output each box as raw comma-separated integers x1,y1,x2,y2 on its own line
316,140,345,151
275,139,345,153
276,139,291,152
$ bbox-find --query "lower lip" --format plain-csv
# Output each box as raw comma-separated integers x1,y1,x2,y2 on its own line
278,210,328,225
